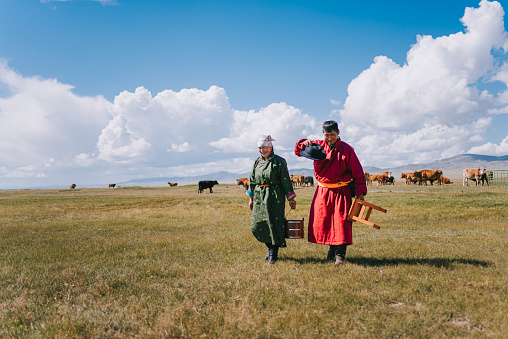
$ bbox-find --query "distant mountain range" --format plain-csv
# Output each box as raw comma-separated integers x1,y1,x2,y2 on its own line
118,154,508,186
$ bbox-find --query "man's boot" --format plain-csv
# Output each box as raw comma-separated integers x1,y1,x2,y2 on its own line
327,245,338,260
264,243,271,260
335,244,347,265
268,246,279,264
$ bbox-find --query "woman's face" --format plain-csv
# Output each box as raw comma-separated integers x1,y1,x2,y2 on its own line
323,130,339,145
258,145,272,159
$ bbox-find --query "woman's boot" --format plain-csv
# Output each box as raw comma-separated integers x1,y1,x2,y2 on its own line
264,243,271,260
327,245,338,260
268,246,279,264
335,244,347,265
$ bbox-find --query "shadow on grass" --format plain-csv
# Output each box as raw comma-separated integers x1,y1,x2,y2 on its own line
283,256,491,268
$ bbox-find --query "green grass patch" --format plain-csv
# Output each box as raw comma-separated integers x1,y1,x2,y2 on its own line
0,183,506,337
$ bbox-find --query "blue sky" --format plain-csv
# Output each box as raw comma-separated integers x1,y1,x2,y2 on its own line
1,0,508,188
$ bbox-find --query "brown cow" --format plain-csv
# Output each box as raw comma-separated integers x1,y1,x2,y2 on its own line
168,182,178,187
291,174,304,187
401,173,418,185
463,168,485,186
109,184,116,188
70,184,76,189
236,178,250,190
369,174,384,185
440,177,452,184
411,170,442,186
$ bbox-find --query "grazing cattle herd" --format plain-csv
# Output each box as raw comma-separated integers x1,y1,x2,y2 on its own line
290,174,314,187
67,167,495,192
366,172,395,186
399,170,443,186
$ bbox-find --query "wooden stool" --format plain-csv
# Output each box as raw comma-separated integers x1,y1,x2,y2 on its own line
348,198,387,229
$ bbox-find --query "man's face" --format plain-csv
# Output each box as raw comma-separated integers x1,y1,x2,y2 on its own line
323,131,338,145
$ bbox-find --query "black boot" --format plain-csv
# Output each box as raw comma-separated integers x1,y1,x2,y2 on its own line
335,244,347,265
327,245,338,260
268,246,279,264
264,243,271,260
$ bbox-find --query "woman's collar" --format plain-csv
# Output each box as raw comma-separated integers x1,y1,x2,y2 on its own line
262,151,275,161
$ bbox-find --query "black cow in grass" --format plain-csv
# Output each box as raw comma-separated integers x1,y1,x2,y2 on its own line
198,180,218,193
303,176,314,187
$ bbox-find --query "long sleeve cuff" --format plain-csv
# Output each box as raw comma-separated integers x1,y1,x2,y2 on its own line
246,189,254,197
286,191,296,200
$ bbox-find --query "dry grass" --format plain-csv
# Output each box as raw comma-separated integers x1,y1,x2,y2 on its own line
0,182,506,338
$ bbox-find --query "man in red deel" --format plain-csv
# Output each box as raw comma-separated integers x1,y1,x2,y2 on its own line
295,120,367,265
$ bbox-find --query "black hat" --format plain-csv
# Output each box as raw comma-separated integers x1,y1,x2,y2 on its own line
300,143,326,161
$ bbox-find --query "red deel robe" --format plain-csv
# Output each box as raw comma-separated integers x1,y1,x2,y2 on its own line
295,138,367,245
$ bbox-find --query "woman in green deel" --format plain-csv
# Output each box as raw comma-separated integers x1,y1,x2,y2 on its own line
247,135,297,264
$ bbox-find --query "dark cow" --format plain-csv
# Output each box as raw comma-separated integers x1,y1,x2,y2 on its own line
168,182,178,187
70,184,76,189
385,176,395,185
303,176,314,187
481,171,490,186
380,171,391,185
236,178,249,190
109,184,116,188
198,180,219,193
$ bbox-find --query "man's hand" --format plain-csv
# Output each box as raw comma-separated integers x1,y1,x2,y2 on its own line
356,194,365,201
249,197,254,210
303,139,312,147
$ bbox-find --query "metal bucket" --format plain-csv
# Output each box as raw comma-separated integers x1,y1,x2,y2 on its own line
285,218,304,239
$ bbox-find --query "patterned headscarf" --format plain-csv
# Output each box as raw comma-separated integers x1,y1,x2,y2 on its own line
257,135,275,148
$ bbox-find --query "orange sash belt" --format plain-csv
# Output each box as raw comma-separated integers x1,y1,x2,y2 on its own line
317,180,351,188
258,184,270,188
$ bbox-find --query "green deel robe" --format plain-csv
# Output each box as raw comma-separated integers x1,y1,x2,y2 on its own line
249,152,296,247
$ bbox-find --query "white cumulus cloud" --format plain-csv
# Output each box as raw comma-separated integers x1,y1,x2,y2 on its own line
336,0,508,167
210,102,319,153
468,134,508,154
0,59,110,178
94,85,232,165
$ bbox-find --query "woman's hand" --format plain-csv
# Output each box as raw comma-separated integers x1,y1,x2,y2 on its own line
249,197,254,210
288,198,296,209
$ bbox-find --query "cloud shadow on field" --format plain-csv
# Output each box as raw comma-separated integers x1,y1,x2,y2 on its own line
283,256,491,268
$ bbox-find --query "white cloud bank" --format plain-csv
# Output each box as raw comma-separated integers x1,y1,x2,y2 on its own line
0,62,318,186
1,0,508,187
0,60,109,182
337,0,508,166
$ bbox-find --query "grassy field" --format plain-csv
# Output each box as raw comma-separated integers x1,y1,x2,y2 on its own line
0,182,506,338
